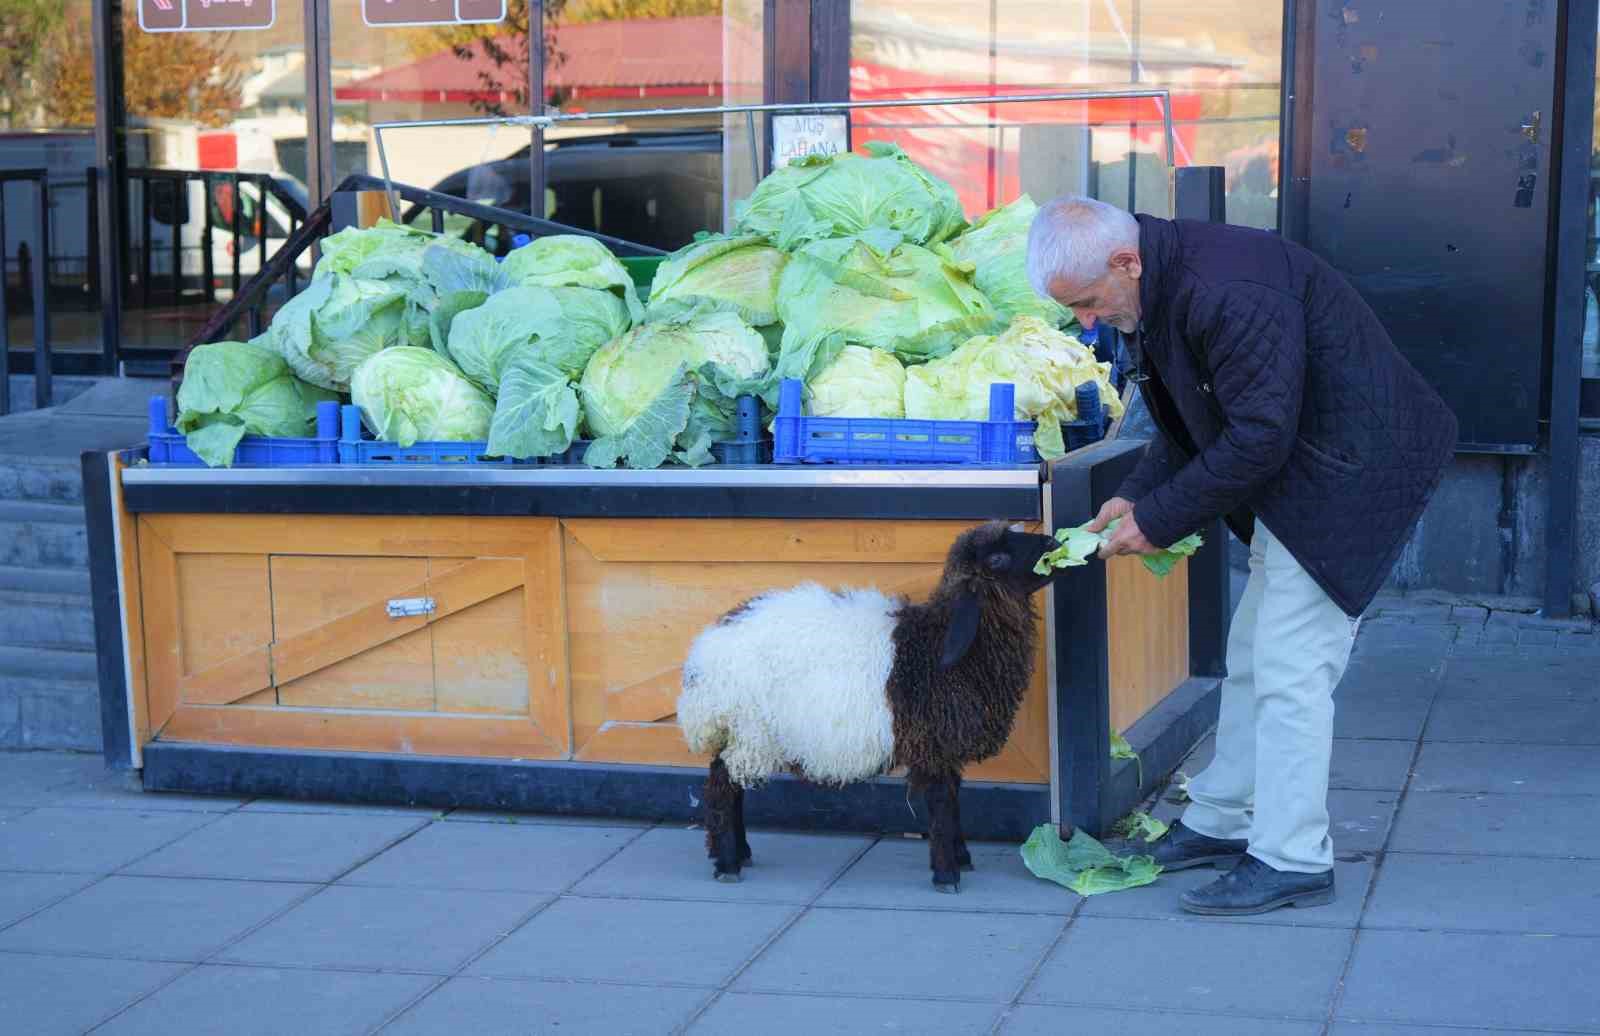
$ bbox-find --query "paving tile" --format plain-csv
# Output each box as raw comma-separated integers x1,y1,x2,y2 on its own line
124,811,428,882
0,952,185,1036
818,839,1078,915
1425,698,1600,745
734,906,1060,1002
42,766,246,812
0,807,214,873
1000,1004,1321,1035
1391,792,1600,858
1328,789,1400,854
1366,854,1600,935
94,964,435,1036
240,798,443,817
0,806,28,821
0,875,312,959
219,885,542,973
1338,930,1600,1031
1411,742,1600,796
0,871,97,928
0,751,106,806
1079,857,1375,928
572,827,871,904
1337,662,1443,701
1333,695,1431,741
1330,739,1416,791
1438,656,1600,700
341,817,638,892
693,991,1001,1035
1330,1025,1494,1035
1024,917,1352,1019
471,896,792,987
388,975,706,1036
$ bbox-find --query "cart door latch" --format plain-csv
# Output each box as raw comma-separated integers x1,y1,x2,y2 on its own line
387,596,436,618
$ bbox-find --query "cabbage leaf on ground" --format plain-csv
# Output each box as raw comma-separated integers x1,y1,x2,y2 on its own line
174,339,338,468
903,315,1122,459
1020,823,1162,897
500,234,643,322
646,233,786,327
949,195,1076,329
734,142,967,250
804,344,906,418
773,230,999,391
349,346,494,447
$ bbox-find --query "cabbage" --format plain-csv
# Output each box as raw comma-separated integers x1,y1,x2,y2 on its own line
646,233,787,326
487,355,582,460
313,218,437,280
174,339,338,467
805,345,906,418
500,234,643,322
950,195,1076,329
550,286,631,363
578,310,771,468
773,229,1000,389
444,286,578,393
350,346,494,447
734,142,967,250
903,315,1124,459
269,273,409,392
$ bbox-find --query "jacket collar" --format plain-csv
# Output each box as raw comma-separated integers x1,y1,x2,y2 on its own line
1135,213,1179,336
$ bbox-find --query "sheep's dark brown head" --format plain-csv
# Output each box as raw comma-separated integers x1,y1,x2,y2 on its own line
938,521,1063,669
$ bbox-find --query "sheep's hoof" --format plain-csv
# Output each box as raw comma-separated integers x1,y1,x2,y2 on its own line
714,869,743,884
932,872,961,894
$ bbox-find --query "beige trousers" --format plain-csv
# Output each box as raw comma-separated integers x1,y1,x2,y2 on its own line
1181,522,1359,873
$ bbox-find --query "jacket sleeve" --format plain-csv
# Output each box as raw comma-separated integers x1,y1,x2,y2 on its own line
1115,426,1181,504
1132,282,1305,549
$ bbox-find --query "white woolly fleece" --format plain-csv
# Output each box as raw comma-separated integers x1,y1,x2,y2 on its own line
677,583,900,788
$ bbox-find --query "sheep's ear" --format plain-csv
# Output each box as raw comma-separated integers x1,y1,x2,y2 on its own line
939,590,982,670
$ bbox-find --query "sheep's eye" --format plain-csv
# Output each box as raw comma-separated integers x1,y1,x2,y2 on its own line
985,553,1011,572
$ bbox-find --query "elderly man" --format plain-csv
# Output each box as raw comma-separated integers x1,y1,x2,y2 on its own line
1026,196,1457,915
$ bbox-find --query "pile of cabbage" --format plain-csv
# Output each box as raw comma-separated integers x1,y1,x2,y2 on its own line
176,144,1122,469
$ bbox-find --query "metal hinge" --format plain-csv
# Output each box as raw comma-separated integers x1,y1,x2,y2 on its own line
386,596,436,619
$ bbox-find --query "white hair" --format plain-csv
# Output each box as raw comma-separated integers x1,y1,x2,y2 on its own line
1025,195,1141,299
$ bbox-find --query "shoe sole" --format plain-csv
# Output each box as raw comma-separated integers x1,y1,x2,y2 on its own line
1159,852,1246,872
1180,887,1335,916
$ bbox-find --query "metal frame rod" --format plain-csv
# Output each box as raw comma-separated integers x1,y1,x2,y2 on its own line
370,89,1177,221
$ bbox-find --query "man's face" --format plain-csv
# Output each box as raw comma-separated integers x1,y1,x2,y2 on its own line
1046,249,1143,334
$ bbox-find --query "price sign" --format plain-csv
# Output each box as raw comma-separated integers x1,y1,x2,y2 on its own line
138,0,275,32
771,113,850,170
362,0,506,27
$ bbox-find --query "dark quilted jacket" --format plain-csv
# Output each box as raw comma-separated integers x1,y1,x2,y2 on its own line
1117,216,1458,617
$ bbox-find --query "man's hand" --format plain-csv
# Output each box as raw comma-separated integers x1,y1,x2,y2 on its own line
1095,506,1157,560
1085,496,1134,534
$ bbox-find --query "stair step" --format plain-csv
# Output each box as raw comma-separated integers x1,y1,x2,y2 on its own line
0,565,92,597
0,589,96,650
0,643,99,683
0,674,102,750
0,457,85,504
0,501,89,569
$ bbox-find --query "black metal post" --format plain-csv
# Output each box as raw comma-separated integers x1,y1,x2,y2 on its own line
92,0,127,376
86,167,102,311
202,174,216,305
1544,0,1598,618
140,177,152,310
255,175,269,275
32,177,51,409
0,181,9,417
529,0,546,220
230,173,242,299
168,179,181,307
1174,165,1226,223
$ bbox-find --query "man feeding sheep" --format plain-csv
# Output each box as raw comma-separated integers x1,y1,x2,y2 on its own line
1025,196,1457,916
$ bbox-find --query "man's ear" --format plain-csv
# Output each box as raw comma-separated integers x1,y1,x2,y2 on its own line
1111,248,1142,279
939,590,982,670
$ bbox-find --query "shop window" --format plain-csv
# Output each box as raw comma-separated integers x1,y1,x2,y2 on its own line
848,0,1283,228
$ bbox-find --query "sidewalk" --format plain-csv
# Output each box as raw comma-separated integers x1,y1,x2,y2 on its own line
2,598,1597,1035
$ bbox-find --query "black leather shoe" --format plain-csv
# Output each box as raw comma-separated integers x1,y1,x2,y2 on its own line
1147,819,1248,871
1180,855,1335,916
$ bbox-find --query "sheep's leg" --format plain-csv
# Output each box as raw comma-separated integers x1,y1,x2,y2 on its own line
952,773,973,872
921,771,961,893
733,782,753,865
704,756,744,883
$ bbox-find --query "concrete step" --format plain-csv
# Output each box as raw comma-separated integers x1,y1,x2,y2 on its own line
0,673,102,750
0,643,99,683
0,456,84,504
0,589,95,650
0,500,89,569
0,565,92,597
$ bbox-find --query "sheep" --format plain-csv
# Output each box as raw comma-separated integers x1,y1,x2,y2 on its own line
676,520,1065,893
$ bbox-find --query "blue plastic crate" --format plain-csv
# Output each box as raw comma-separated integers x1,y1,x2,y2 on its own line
554,395,768,465
772,378,1108,466
146,396,341,466
337,405,536,465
